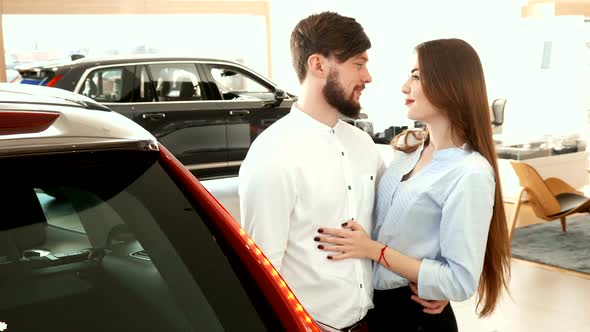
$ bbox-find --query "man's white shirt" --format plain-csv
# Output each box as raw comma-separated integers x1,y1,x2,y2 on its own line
239,105,384,329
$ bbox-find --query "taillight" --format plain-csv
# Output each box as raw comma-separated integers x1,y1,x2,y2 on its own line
238,229,319,330
0,111,59,135
158,145,321,332
46,74,63,87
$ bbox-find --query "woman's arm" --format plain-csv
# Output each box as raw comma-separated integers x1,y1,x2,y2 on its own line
417,170,495,301
317,169,495,302
316,221,448,313
316,221,421,283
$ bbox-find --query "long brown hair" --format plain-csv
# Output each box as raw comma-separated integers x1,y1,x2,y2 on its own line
393,38,510,317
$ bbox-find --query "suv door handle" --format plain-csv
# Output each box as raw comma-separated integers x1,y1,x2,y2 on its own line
229,110,250,116
142,113,166,120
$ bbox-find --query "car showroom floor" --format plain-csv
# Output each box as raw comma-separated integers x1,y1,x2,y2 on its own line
202,177,590,332
454,203,590,332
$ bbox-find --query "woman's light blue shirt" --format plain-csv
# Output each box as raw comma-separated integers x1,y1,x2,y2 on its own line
373,143,496,301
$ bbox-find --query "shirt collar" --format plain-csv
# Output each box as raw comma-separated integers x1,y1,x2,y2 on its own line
432,143,471,161
410,140,470,164
289,104,344,135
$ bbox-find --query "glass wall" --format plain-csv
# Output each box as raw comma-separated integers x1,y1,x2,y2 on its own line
3,14,269,77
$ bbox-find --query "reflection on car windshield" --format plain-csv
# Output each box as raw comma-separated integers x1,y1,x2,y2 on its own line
0,149,268,331
210,67,273,101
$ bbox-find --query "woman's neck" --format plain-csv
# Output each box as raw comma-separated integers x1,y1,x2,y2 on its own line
425,116,463,150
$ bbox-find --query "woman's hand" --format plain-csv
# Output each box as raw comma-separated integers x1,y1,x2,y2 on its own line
409,283,449,314
315,220,381,260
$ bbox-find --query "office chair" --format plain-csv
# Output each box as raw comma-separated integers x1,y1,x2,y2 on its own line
491,99,507,127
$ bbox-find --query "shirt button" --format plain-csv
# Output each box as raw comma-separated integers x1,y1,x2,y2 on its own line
341,152,345,156
348,185,352,190
370,176,374,180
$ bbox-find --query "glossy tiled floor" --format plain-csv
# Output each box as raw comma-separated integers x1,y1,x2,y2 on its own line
453,204,590,332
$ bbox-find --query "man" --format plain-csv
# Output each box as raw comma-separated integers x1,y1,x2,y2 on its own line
239,12,444,331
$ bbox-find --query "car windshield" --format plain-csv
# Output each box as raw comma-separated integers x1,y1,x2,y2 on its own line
210,67,273,101
0,149,276,331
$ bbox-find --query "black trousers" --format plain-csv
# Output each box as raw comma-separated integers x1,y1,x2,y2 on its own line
369,287,458,332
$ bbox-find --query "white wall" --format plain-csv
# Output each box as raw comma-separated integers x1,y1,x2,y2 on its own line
269,0,522,132
497,17,588,145
268,0,588,140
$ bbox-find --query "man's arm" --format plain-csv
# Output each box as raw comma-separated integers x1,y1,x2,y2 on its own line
238,155,296,271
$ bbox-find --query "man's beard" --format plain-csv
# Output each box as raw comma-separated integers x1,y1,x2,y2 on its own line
322,69,362,118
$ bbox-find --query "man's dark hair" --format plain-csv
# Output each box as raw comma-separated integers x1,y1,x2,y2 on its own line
290,11,371,83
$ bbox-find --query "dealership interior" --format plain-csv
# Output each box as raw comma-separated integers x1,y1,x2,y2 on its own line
1,0,589,331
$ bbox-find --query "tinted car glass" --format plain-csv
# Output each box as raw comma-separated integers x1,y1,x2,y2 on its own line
0,149,276,332
148,63,203,102
210,66,273,101
79,66,135,102
134,65,157,102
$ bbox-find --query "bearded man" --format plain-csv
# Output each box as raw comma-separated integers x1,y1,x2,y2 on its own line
240,11,390,332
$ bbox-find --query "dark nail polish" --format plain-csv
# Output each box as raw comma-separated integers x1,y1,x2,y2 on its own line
327,256,333,260
318,245,324,249
314,236,320,241
318,229,324,233
341,222,348,227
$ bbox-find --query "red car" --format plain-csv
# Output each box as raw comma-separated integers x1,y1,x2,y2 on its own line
0,83,319,332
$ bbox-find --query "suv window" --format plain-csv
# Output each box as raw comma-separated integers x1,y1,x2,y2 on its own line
210,66,273,101
80,66,135,103
0,149,276,331
148,63,203,102
134,65,157,102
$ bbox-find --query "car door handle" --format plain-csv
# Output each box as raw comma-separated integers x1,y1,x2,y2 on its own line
229,110,250,116
142,113,166,120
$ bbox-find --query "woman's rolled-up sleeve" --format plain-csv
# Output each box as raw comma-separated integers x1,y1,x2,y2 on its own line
417,169,495,301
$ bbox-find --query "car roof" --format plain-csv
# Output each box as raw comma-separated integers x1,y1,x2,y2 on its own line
14,58,71,71
65,55,241,68
0,84,155,156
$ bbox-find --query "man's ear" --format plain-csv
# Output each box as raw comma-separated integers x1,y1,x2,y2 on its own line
307,54,328,79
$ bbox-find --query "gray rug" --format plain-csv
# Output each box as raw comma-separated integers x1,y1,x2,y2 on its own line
511,215,590,274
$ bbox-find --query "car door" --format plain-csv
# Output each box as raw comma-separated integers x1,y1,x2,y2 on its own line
132,63,229,175
201,63,291,167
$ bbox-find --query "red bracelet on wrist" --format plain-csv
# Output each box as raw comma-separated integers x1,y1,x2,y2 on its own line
378,245,391,268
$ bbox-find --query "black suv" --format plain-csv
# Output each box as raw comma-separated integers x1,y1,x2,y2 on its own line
39,56,374,178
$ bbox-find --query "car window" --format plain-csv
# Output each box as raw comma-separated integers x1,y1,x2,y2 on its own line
148,63,203,102
80,66,135,103
210,66,273,101
134,65,156,102
0,149,274,332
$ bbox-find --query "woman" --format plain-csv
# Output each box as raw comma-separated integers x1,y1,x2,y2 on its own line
316,38,511,331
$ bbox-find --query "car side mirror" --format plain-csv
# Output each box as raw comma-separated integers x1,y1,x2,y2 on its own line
265,88,286,107
274,89,286,103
